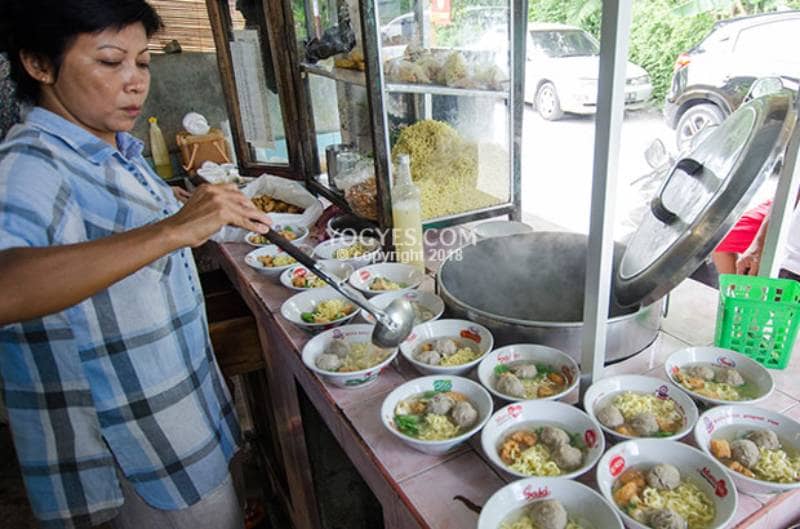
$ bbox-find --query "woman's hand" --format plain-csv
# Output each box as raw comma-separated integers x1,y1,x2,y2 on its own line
736,246,762,276
162,184,270,248
171,186,192,204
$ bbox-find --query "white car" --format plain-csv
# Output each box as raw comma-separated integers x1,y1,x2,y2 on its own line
525,23,652,120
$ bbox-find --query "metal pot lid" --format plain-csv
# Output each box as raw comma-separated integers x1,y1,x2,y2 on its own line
615,93,794,307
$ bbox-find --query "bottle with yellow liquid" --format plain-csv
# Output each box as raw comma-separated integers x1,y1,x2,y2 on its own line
391,154,425,272
148,116,173,179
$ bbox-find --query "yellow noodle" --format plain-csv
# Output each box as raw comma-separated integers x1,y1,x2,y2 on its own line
752,447,800,483
613,391,682,424
508,444,563,477
640,482,715,529
417,413,460,440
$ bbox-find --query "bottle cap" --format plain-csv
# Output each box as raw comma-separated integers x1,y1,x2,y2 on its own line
148,116,157,125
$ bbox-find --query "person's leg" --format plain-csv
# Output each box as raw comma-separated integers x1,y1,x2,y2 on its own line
713,252,737,275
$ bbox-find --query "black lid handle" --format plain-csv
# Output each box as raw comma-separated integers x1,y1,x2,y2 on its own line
650,158,704,225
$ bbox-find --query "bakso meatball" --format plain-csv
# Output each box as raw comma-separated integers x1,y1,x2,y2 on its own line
540,426,570,448
451,401,478,428
746,429,780,451
646,464,681,491
427,393,455,416
416,349,441,366
513,363,538,379
731,439,760,468
630,412,659,436
529,499,568,529
597,405,624,429
686,365,715,381
434,338,458,357
715,367,745,387
552,443,583,471
325,339,350,359
315,353,342,372
648,509,687,529
496,373,525,398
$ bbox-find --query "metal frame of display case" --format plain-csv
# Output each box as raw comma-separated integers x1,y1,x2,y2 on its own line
294,0,526,231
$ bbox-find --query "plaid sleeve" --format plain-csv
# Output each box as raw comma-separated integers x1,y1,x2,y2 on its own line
0,141,76,251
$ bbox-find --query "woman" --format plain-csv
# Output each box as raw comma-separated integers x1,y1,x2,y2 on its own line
0,1,270,528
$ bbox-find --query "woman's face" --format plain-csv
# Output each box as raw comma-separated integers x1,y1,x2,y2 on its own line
39,23,151,145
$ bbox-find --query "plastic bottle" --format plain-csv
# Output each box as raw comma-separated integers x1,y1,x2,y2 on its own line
148,116,173,179
391,154,425,272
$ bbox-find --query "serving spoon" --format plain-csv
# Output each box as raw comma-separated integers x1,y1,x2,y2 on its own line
262,229,416,348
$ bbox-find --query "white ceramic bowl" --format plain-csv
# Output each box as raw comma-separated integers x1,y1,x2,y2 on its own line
245,224,308,247
313,236,382,269
279,260,354,291
596,439,738,529
477,344,579,403
348,262,425,298
244,245,310,281
583,374,699,442
664,346,775,407
380,375,493,455
301,324,398,388
280,287,359,332
481,400,605,481
360,290,445,325
694,405,800,495
400,319,494,376
478,478,623,529
472,220,533,240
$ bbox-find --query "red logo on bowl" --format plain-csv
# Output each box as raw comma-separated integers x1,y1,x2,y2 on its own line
497,353,511,363
508,405,523,419
460,329,482,343
699,467,728,498
562,365,573,383
609,455,625,477
332,329,344,340
359,270,371,281
523,485,550,501
293,267,307,278
703,417,714,434
584,429,597,448
404,292,417,300
655,385,670,400
405,333,417,343
670,365,680,375
717,356,736,368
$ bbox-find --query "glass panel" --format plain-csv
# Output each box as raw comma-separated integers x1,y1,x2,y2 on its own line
228,0,289,165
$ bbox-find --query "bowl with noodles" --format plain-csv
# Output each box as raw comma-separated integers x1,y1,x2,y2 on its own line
381,375,493,455
478,477,623,529
280,261,354,291
694,405,800,495
245,224,308,247
597,439,737,529
399,319,494,376
280,287,359,332
313,236,382,270
477,344,579,403
348,262,425,298
302,324,398,388
481,400,605,481
584,375,699,442
244,244,312,280
360,290,445,326
665,346,774,407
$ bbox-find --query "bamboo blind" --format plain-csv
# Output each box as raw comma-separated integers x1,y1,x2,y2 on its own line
148,0,245,53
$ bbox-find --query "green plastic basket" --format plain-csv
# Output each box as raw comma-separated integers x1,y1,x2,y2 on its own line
714,274,800,369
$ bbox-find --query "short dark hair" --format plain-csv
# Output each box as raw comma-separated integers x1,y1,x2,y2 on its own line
0,0,163,103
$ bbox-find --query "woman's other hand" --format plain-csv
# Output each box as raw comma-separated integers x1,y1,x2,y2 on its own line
171,186,192,204
736,247,761,276
163,184,270,248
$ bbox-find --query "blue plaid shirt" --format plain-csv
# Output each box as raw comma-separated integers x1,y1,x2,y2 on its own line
0,108,240,529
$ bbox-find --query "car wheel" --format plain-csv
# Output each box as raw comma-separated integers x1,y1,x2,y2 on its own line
536,82,563,121
675,103,725,151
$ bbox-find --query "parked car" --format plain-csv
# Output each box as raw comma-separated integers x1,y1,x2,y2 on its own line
524,23,652,120
664,10,800,150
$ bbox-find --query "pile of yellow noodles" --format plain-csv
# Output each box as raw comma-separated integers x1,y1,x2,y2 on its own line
613,391,683,425
640,482,715,529
417,413,460,441
439,347,478,366
337,343,390,372
508,444,563,477
753,446,800,483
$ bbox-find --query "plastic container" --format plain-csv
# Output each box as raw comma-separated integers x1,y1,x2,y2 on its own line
714,274,800,369
148,116,173,179
391,154,425,272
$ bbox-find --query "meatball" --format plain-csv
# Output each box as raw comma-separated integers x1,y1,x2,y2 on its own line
630,412,659,436
451,401,478,428
315,353,342,372
647,464,681,491
496,373,525,398
552,443,583,471
427,393,454,416
434,338,458,357
325,339,350,359
715,368,745,387
416,349,441,365
529,499,568,529
513,363,538,379
648,509,687,529
746,429,780,451
686,365,715,381
597,405,624,429
540,426,570,448
731,439,760,468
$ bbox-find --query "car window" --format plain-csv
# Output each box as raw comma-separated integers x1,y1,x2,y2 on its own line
734,20,800,61
529,30,599,58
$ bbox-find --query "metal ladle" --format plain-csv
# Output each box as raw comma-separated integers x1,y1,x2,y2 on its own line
263,230,416,348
